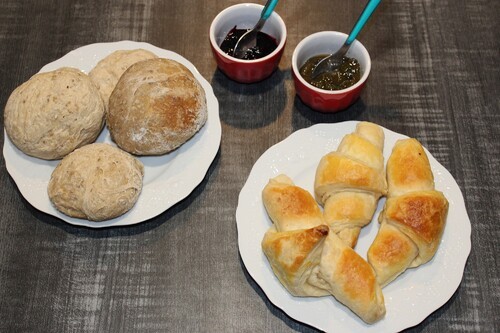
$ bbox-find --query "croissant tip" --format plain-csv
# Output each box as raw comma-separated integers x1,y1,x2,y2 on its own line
315,224,329,236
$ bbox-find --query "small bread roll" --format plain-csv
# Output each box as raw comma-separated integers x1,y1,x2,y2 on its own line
89,49,157,109
4,67,105,160
107,58,208,155
48,143,144,221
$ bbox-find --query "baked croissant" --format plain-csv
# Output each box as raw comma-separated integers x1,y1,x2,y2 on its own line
308,232,386,324
367,138,449,287
262,225,330,297
261,174,330,296
262,174,324,232
314,122,387,247
261,174,385,322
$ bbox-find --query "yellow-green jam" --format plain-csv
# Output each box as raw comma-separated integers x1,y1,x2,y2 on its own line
299,54,361,91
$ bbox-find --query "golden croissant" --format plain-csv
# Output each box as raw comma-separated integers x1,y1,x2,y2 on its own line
261,174,386,323
314,122,387,247
367,138,449,287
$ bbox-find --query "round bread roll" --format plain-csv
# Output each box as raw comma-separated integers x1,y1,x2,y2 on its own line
48,143,144,221
107,58,208,155
4,67,105,160
89,49,157,109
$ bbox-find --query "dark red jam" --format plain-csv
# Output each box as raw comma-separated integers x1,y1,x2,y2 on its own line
220,26,278,60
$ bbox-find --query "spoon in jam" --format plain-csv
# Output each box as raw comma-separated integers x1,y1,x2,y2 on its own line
311,0,381,79
232,0,280,59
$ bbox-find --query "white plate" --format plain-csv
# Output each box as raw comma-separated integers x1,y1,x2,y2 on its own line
3,41,222,228
236,121,471,332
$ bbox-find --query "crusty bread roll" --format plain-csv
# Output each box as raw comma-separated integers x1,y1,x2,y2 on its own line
88,49,157,110
107,58,208,155
48,143,144,221
4,67,105,160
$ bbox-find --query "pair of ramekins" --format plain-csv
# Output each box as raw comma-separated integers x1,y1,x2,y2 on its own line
209,3,371,113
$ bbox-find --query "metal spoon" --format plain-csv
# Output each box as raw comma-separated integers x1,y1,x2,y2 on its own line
232,0,280,59
311,0,381,79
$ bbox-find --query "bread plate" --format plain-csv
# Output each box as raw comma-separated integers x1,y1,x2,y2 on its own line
3,41,221,228
235,121,471,332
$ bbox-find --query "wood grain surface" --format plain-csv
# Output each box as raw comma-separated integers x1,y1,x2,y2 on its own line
0,0,498,332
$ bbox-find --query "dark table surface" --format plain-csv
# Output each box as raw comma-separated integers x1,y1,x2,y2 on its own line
0,0,498,332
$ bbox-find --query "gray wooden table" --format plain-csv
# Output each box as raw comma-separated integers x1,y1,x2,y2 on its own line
0,0,498,332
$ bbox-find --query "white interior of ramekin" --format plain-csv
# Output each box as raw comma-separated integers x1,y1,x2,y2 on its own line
292,31,371,94
209,3,287,64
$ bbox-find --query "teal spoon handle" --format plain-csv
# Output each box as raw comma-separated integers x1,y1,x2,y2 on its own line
346,0,381,45
261,0,280,20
